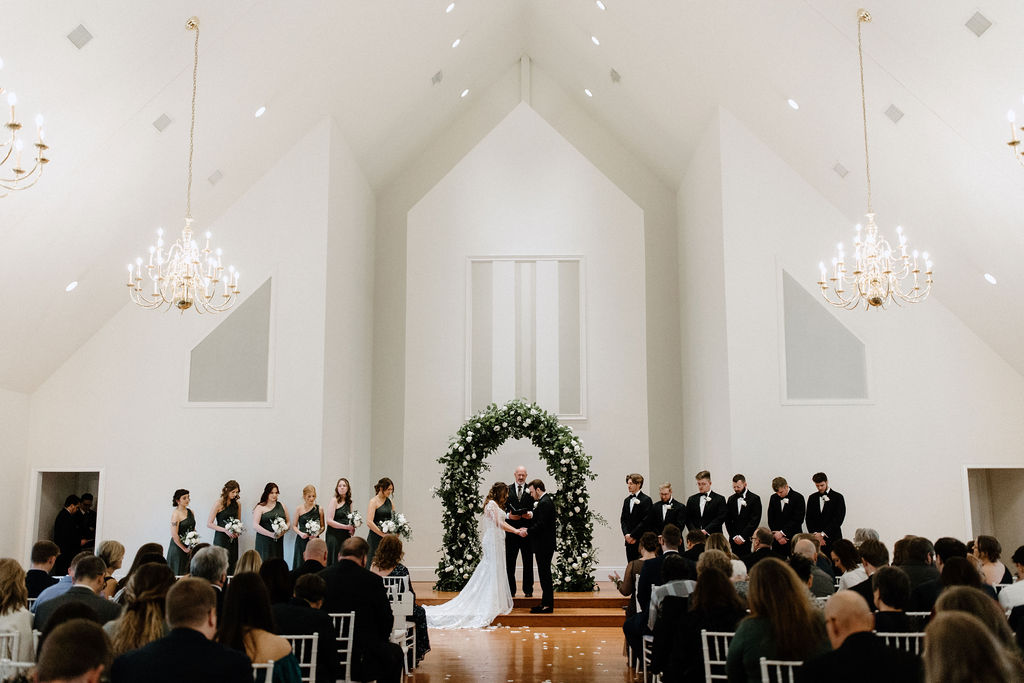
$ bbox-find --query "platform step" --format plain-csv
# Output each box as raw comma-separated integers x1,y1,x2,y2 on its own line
491,607,626,627
417,595,627,608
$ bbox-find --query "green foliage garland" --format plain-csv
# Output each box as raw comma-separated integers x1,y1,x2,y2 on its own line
432,399,597,592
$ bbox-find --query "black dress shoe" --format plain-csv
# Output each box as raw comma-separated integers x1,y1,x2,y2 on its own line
524,593,533,598
529,605,553,614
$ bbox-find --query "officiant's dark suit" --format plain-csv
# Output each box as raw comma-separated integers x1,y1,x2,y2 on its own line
506,479,534,597
767,484,805,557
528,481,557,612
726,486,762,557
805,486,846,556
620,488,652,563
645,489,686,536
685,490,727,536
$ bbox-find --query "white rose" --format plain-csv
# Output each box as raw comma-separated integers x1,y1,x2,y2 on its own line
458,446,465,452
582,552,589,558
563,446,570,453
466,553,473,560
502,422,508,427
574,506,580,512
476,423,481,428
466,435,472,442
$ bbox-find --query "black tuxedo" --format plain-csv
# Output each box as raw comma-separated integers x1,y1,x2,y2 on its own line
684,491,727,535
766,489,805,555
725,488,762,557
645,499,686,535
52,508,82,576
850,576,876,611
291,559,327,584
506,482,534,596
795,631,922,683
805,488,846,554
110,627,252,683
530,493,557,608
273,597,337,683
620,491,653,562
319,560,403,683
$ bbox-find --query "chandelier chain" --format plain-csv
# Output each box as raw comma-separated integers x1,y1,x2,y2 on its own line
858,9,872,214
186,17,199,220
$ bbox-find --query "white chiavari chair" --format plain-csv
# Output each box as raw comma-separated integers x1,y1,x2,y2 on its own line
641,634,660,683
25,598,35,611
0,660,35,680
384,580,416,674
701,630,734,682
876,631,925,655
281,634,318,683
905,612,931,631
0,633,18,661
758,657,802,683
329,612,357,682
251,660,274,682
812,596,829,609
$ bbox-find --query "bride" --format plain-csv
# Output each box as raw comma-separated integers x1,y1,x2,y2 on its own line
425,482,527,629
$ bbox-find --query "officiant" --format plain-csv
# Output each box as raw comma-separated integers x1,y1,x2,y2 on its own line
505,466,534,598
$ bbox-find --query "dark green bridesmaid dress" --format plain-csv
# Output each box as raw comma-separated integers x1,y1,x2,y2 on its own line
325,501,351,566
366,498,392,566
292,504,321,569
255,501,286,561
167,509,195,576
213,501,240,574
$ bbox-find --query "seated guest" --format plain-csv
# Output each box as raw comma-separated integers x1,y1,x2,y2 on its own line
796,592,921,683
682,530,706,562
610,531,659,618
849,539,888,611
104,563,175,656
34,555,121,630
975,535,1013,586
370,534,431,664
923,611,1024,683
852,528,878,547
998,545,1024,611
832,539,867,591
97,540,125,599
26,541,60,598
111,578,251,682
726,558,829,683
900,536,940,589
794,539,835,598
113,543,165,604
939,556,997,599
235,549,263,575
319,537,403,683
190,545,229,617
637,524,684,615
705,533,748,581
36,601,100,655
33,550,92,611
743,527,775,570
647,553,697,631
0,558,35,661
273,574,337,683
259,557,294,605
216,572,301,681
910,536,968,612
892,536,911,567
788,554,817,600
793,532,835,577
934,586,1019,657
872,566,913,632
291,538,329,582
36,619,112,683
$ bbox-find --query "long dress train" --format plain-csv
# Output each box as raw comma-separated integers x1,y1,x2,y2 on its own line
424,500,514,629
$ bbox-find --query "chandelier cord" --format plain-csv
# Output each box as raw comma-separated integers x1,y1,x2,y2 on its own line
185,17,199,221
857,9,872,214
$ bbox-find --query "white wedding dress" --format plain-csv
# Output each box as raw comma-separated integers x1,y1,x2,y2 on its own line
424,500,514,629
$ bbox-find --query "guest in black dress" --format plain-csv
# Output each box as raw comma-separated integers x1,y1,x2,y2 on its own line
325,478,356,566
207,480,241,575
370,534,430,664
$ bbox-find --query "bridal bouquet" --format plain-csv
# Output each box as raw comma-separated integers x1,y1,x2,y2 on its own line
303,519,322,536
224,517,244,537
271,517,288,537
181,530,200,549
348,511,363,528
380,513,412,540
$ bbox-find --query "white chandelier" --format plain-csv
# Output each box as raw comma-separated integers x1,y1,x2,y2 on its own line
1,58,50,198
818,9,932,310
127,17,240,313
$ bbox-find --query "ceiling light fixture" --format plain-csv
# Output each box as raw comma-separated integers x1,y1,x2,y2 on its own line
0,62,51,198
451,38,461,48
596,0,607,9
127,17,240,313
446,2,455,13
584,88,593,97
787,98,799,110
984,273,997,285
65,281,78,292
591,35,600,46
254,106,266,118
460,88,470,98
817,9,932,309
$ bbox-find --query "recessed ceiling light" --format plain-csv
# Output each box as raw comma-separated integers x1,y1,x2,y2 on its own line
451,38,461,48
152,113,172,132
965,11,992,38
65,281,78,292
884,103,904,124
596,0,606,9
208,169,223,186
67,24,93,50
431,70,443,85
460,88,470,98
445,2,455,13
254,106,266,118
591,35,600,46
833,162,849,178
787,98,799,110
584,88,593,97
984,273,998,285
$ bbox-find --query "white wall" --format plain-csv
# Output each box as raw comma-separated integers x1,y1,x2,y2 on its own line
0,388,29,559
402,103,649,576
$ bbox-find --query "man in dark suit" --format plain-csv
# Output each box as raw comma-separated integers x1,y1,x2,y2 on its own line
796,592,922,683
766,476,805,557
52,495,83,576
505,466,534,597
110,578,251,682
848,538,888,611
805,472,846,557
682,530,706,563
636,524,684,615
319,537,403,683
273,574,336,683
684,470,727,536
726,474,762,558
899,536,939,589
645,482,686,535
526,479,557,613
34,556,121,630
744,527,777,570
910,537,967,612
292,538,328,582
871,566,914,633
36,619,111,683
190,545,229,618
78,493,97,552
620,473,652,563
26,540,60,598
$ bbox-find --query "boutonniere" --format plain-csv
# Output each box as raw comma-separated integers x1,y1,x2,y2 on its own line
822,495,830,503
533,500,539,509
780,498,789,508
739,498,747,507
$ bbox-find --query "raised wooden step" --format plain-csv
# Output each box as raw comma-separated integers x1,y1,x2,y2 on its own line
491,607,626,627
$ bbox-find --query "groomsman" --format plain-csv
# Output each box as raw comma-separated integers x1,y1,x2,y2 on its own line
620,474,653,563
766,476,805,557
805,472,846,557
684,470,727,536
505,466,534,598
725,474,762,557
645,483,686,535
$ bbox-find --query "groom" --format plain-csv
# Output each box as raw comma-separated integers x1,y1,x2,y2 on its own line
526,479,556,614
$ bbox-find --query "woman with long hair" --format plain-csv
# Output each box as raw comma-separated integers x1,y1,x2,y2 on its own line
324,477,355,566
96,540,125,598
726,557,829,682
167,489,196,575
935,586,1021,657
705,533,748,583
114,543,164,604
258,558,293,605
0,558,34,661
236,549,263,575
371,534,431,663
104,563,175,656
366,477,395,566
217,572,301,682
208,480,242,574
924,611,1021,683
252,482,289,562
291,485,325,570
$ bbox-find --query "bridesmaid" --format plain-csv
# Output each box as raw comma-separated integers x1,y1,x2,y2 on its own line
167,489,195,576
207,480,241,574
365,477,395,566
325,478,356,566
253,482,289,562
291,485,325,569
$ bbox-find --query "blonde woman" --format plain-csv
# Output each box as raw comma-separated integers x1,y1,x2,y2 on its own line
104,563,175,656
291,485,325,569
236,549,263,575
97,540,125,598
0,558,33,661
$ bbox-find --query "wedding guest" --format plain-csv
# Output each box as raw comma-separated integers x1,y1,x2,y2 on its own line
104,563,175,656
637,524,683,615
33,551,94,612
872,565,913,632
291,485,325,570
292,538,329,582
259,558,293,604
705,533,747,580
324,477,356,566
940,556,996,599
26,540,60,598
766,477,805,557
97,540,125,598
976,535,1013,586
923,611,1022,683
685,470,727,536
682,530,706,563
793,532,836,577
167,488,196,576
645,483,685,535
34,556,121,629
52,495,84,576
0,558,34,661
831,539,867,590
371,534,431,664
272,574,336,683
207,479,242,575
78,493,97,551
506,466,534,596
726,558,829,683
648,553,697,631
621,473,653,563
804,473,845,557
190,545,229,617
849,538,888,611
36,619,112,683
366,477,395,566
743,527,775,570
934,586,1019,655
998,545,1024,610
793,538,835,598
113,544,165,604
36,602,100,655
253,482,289,562
217,572,301,680
725,474,762,558
610,531,659,619
236,549,263,575
901,536,940,589
910,536,968,612
853,528,879,547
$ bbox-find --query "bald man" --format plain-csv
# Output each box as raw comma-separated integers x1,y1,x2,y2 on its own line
795,592,922,683
794,539,835,598
292,538,329,582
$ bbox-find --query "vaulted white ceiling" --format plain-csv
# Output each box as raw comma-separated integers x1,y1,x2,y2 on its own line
2,0,1023,392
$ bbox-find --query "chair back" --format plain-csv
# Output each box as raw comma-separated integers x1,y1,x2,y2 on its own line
905,612,931,631
26,598,35,610
641,634,659,683
877,631,925,655
382,575,411,594
758,657,802,683
251,660,274,683
329,611,357,682
0,660,35,680
281,633,319,683
812,596,828,609
0,632,18,661
701,630,735,682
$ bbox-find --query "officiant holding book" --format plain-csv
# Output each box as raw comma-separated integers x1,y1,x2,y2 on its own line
505,466,534,598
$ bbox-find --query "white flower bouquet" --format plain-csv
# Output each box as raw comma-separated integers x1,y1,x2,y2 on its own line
303,519,322,536
224,517,244,536
181,530,200,548
348,511,363,528
380,513,412,540
271,517,288,537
